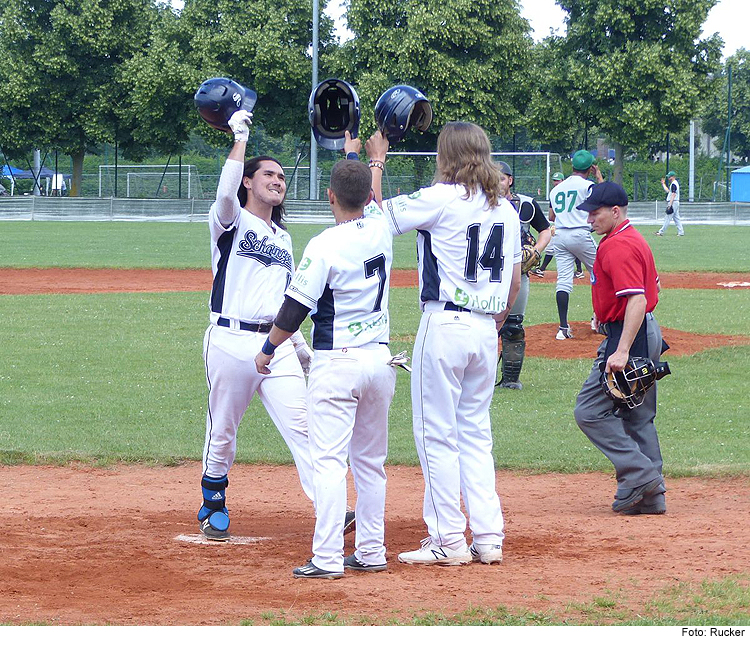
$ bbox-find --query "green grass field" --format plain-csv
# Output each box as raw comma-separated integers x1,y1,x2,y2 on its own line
1,221,748,474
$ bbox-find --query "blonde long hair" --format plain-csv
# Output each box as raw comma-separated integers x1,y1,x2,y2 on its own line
434,122,502,209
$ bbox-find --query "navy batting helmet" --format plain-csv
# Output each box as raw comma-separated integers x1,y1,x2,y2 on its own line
308,79,360,150
374,85,433,144
194,78,257,132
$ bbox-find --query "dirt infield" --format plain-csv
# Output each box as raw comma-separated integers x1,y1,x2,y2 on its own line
1,463,748,625
2,267,750,295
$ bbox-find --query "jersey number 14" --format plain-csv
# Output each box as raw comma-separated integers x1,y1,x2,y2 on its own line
465,223,504,283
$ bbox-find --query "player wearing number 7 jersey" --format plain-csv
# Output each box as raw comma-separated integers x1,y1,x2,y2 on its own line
548,150,603,340
368,122,521,565
256,136,397,579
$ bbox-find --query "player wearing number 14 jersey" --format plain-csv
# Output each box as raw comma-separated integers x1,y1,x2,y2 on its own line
368,122,521,566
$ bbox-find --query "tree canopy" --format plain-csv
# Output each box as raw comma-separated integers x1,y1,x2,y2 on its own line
702,48,750,161
528,0,723,182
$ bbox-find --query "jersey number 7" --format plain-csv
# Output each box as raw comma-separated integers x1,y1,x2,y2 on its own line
364,254,387,311
465,223,504,283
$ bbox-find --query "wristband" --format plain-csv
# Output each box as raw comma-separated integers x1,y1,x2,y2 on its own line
346,152,359,160
261,337,278,356
369,160,385,171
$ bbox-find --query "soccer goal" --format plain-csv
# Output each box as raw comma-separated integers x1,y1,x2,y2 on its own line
98,164,204,199
382,152,562,201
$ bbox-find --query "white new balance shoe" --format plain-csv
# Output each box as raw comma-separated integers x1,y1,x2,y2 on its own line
555,327,573,340
398,537,472,566
469,542,504,564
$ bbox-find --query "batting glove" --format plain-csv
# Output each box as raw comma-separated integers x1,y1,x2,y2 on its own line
228,109,253,142
290,331,313,374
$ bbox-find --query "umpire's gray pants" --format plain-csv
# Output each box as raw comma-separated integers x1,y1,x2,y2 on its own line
658,201,684,235
573,314,665,495
553,227,597,293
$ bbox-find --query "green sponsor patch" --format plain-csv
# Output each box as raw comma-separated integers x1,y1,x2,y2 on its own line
454,288,470,307
298,257,312,271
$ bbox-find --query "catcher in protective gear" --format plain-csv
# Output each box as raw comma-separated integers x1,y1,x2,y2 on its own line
495,162,551,390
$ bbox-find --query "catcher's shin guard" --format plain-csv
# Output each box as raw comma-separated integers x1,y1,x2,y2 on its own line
497,315,525,389
198,474,230,539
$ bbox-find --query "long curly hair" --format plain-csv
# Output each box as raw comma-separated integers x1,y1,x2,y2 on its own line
237,155,286,229
434,122,502,209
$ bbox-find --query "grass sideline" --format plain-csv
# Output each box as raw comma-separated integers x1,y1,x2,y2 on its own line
1,284,748,475
243,576,750,625
1,221,749,272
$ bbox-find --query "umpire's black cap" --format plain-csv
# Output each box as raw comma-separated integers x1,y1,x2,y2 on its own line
577,181,629,212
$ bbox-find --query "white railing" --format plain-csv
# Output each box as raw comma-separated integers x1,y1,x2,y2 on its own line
1,196,749,225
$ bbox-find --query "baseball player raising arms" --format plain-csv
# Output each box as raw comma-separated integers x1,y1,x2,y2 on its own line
255,133,397,579
369,122,521,565
548,150,603,340
197,109,318,541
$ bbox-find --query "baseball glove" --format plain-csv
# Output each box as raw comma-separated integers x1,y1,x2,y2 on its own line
521,245,541,275
665,205,674,215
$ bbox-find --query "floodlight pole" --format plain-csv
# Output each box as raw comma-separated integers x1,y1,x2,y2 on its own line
33,149,41,196
689,120,695,201
309,0,319,201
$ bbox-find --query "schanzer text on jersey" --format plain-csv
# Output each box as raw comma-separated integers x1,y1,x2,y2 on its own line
236,230,294,272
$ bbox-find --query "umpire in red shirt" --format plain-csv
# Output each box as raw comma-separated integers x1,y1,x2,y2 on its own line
573,182,667,515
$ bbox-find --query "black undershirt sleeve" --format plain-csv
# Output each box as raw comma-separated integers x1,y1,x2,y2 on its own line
528,199,550,232
274,296,312,333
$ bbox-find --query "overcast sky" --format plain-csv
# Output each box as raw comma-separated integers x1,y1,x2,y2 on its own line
325,0,746,59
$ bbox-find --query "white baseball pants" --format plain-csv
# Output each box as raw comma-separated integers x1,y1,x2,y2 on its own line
411,303,505,549
658,202,684,235
202,324,315,503
307,344,396,573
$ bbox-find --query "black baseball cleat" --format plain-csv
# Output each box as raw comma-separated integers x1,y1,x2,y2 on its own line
620,493,667,515
611,478,662,512
344,554,387,572
344,509,356,535
292,562,344,579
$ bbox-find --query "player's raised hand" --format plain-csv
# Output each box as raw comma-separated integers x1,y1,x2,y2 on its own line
255,350,274,375
344,130,362,156
365,130,389,163
228,110,253,142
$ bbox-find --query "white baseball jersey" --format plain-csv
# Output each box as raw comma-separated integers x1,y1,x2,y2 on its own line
383,184,521,314
286,204,393,349
207,204,294,323
548,175,594,228
667,179,680,202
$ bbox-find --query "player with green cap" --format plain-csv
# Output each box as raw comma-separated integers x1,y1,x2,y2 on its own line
656,171,683,236
547,150,603,340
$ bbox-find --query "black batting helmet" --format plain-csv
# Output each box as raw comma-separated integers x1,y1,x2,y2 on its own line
308,79,360,150
374,85,433,144
601,357,671,410
194,78,257,132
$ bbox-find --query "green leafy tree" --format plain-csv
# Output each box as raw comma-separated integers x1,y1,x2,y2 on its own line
527,0,722,184
334,0,533,150
702,49,750,162
0,0,155,195
179,0,335,143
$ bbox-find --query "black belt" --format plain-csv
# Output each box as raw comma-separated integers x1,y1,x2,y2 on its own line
444,301,471,313
217,317,273,333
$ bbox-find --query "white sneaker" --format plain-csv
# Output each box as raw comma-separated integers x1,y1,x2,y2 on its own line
574,270,585,279
398,537,472,566
555,327,573,340
591,316,598,332
469,542,504,564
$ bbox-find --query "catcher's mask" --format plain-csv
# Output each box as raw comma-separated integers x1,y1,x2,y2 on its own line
194,78,257,132
308,79,360,150
375,85,433,144
601,357,671,411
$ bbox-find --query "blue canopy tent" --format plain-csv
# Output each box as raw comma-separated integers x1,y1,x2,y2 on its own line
1,164,71,195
